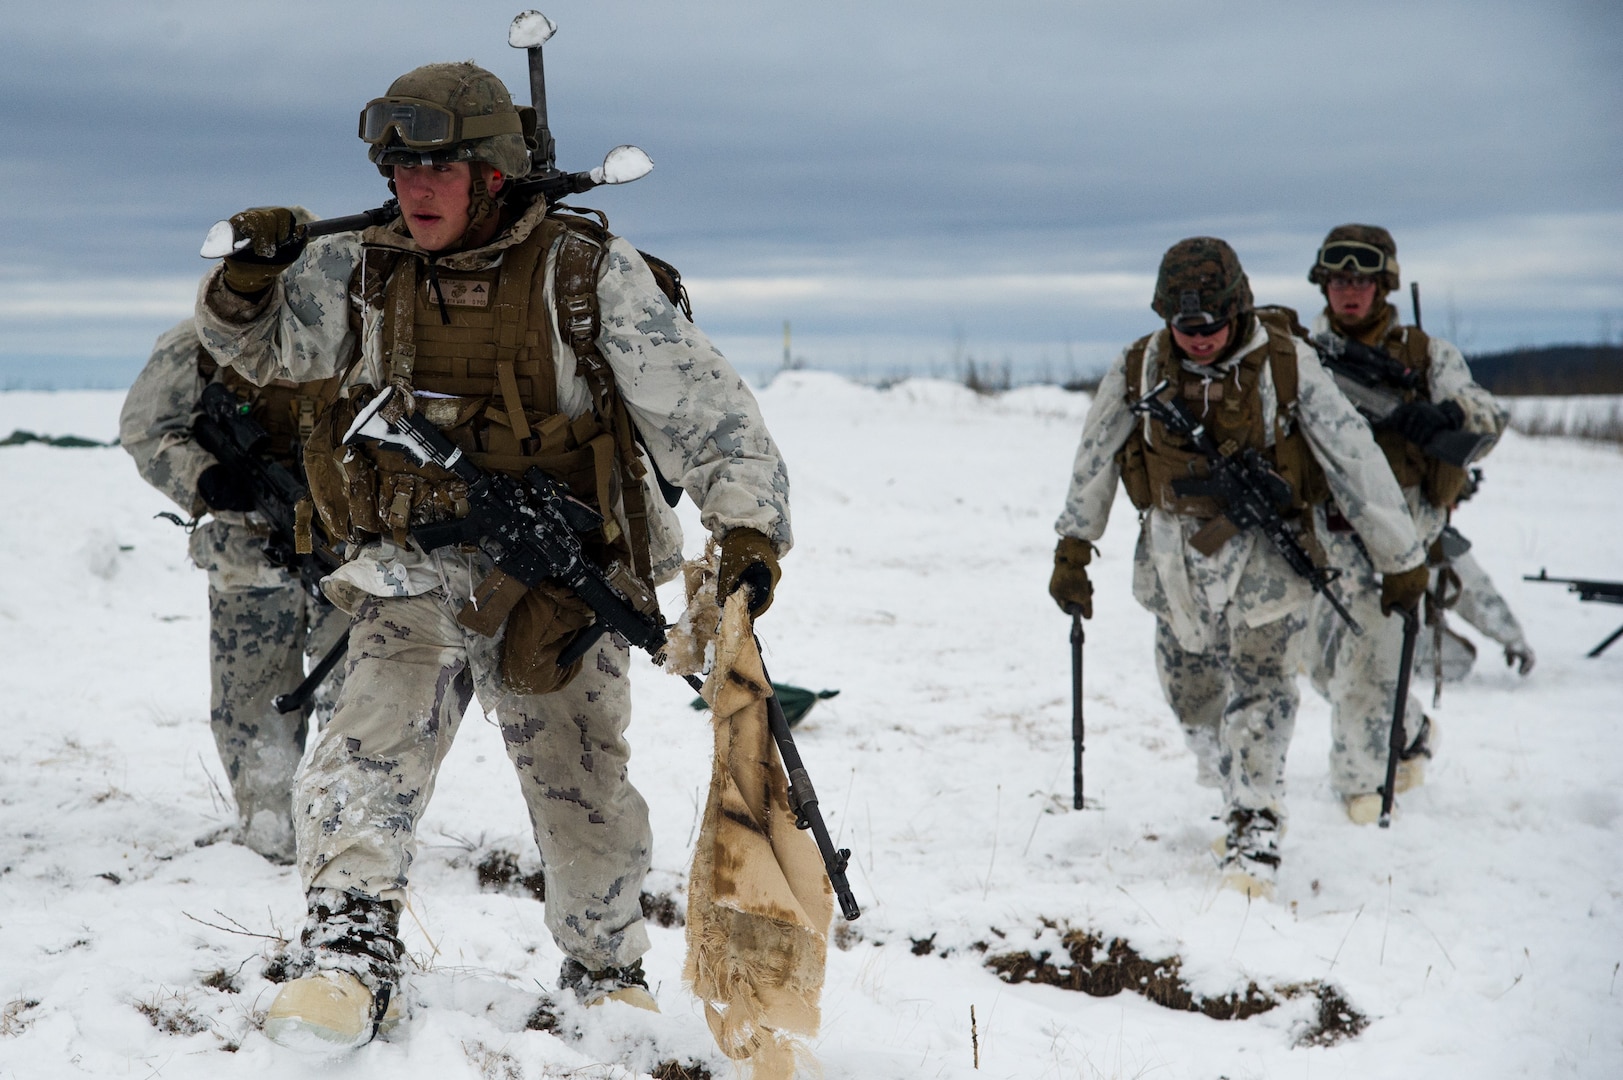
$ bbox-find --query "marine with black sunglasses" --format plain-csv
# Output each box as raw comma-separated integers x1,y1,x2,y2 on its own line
1047,237,1425,899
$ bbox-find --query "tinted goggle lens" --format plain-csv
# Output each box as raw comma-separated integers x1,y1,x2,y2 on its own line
359,100,455,147
1317,241,1387,274
1172,317,1229,337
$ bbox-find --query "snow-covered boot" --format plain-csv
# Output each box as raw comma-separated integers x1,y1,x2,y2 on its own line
559,957,659,1011
263,889,405,1049
1219,807,1281,900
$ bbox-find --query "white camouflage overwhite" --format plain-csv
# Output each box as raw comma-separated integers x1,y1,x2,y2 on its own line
119,319,347,863
1056,320,1423,823
194,196,790,973
1300,309,1508,800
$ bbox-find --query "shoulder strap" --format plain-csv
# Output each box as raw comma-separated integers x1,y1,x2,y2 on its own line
552,214,656,582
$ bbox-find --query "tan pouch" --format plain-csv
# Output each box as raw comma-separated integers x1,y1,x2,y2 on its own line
498,581,598,695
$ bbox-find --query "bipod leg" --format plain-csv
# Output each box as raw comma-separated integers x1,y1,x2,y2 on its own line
273,631,348,715
1588,622,1623,658
1071,613,1085,810
1379,609,1421,828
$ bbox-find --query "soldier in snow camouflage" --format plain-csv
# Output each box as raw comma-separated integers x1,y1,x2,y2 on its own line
1049,237,1426,898
195,61,789,1045
1301,224,1508,823
119,318,348,864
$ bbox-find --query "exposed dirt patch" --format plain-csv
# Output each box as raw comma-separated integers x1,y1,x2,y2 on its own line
476,850,545,901
652,1060,714,1080
200,967,240,994
474,848,686,928
986,925,1368,1047
640,889,685,928
134,991,212,1036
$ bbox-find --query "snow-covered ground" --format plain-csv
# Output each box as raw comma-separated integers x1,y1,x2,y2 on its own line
1,376,1619,1079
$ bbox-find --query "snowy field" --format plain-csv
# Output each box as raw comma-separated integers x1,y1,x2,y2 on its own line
0,376,1620,1079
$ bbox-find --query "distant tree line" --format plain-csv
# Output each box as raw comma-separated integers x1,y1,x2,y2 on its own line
1464,344,1623,396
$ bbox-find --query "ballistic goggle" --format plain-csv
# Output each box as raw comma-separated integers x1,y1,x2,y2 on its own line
358,97,524,149
1315,240,1390,276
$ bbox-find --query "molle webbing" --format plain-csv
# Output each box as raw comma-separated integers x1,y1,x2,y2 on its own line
193,346,334,466
1117,316,1328,524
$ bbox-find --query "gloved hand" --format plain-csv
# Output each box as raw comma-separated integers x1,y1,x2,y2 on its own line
1380,563,1430,615
1504,640,1536,676
718,527,780,617
1383,399,1464,447
220,207,306,295
1048,536,1093,618
196,463,256,512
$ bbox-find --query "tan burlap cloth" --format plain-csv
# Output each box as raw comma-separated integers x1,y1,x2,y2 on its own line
667,551,833,1079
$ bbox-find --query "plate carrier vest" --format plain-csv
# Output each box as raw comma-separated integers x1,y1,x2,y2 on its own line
1115,308,1330,557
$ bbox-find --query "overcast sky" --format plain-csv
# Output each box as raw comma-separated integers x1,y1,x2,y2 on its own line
2,0,1620,387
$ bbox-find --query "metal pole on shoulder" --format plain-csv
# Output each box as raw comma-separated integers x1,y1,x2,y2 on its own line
1071,612,1085,810
1379,608,1421,828
508,10,560,180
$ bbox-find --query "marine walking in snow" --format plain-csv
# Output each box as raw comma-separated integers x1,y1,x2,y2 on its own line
1298,225,1508,824
194,59,789,1047
1048,237,1426,898
119,318,349,865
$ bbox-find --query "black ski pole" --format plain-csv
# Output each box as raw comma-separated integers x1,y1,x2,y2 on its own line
1379,608,1421,828
273,632,348,715
1071,612,1085,810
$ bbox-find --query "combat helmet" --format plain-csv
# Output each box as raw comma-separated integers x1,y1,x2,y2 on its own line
359,61,535,180
1309,224,1400,293
1151,237,1254,330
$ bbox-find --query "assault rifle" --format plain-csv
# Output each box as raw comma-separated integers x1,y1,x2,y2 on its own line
192,383,342,602
1309,332,1493,469
191,383,348,715
344,385,862,919
199,10,654,261
344,386,664,667
1129,379,1361,633
1523,570,1623,657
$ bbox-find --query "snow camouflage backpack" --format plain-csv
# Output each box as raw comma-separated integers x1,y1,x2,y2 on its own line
1115,306,1331,557
298,205,691,694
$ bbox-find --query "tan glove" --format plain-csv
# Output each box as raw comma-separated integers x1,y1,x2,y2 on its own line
1048,536,1093,618
221,207,305,295
718,527,780,617
1381,564,1430,615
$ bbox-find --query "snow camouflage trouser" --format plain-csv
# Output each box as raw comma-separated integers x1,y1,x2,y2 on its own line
1154,609,1303,817
1304,527,1428,799
294,582,652,971
195,521,348,863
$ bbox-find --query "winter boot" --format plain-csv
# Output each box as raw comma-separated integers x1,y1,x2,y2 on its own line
559,957,659,1012
1219,807,1281,900
263,889,405,1049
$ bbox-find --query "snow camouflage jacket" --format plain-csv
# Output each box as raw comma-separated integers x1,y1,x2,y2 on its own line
193,198,789,603
1310,308,1507,552
1056,320,1424,653
119,318,298,590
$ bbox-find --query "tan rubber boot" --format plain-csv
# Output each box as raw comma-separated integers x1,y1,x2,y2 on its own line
263,972,401,1049
1344,793,1384,825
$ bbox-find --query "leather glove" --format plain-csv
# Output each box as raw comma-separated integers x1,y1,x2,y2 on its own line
1048,536,1093,618
1383,399,1464,447
220,207,306,295
718,527,780,617
1504,640,1536,676
1380,563,1430,615
196,463,256,513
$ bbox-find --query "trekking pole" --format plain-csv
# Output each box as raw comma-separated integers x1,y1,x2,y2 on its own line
273,632,349,715
1071,612,1085,810
1379,608,1421,828
1430,573,1446,708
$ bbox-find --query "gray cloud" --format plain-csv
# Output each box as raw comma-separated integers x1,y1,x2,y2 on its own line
2,0,1619,386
